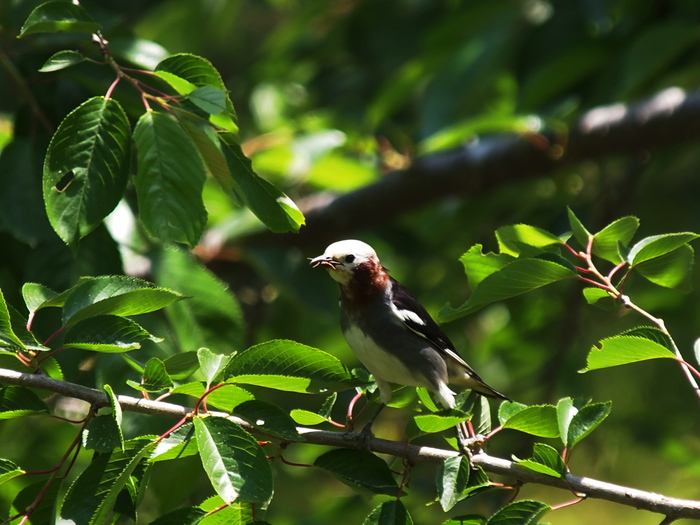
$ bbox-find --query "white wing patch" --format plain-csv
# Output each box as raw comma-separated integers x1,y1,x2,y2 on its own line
391,302,426,326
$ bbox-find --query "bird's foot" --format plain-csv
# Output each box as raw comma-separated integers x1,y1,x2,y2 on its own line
343,424,375,451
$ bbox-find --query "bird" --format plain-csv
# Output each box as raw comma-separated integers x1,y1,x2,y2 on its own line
310,239,508,436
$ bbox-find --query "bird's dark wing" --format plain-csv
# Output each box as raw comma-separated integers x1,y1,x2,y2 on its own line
389,277,508,400
389,278,467,359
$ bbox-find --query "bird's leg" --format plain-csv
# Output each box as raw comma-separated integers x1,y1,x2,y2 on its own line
358,402,386,440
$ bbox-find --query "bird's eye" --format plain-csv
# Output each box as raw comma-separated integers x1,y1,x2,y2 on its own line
344,254,355,263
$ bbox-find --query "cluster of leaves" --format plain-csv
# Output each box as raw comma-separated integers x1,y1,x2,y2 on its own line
20,1,304,252
441,208,699,380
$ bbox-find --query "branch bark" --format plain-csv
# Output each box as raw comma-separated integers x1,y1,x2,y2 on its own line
2,368,698,521
242,87,700,248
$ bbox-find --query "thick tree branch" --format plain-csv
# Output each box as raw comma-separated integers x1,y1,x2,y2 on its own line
246,87,700,248
2,368,699,521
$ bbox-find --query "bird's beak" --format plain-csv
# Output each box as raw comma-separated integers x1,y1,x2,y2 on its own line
309,255,341,269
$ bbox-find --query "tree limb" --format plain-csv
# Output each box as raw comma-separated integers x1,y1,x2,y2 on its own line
2,368,699,521
243,87,700,248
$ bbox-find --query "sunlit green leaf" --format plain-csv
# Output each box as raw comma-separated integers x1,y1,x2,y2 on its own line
19,1,101,37
441,258,576,321
39,49,85,72
582,334,676,372
62,275,184,325
591,216,640,263
225,340,359,394
495,224,563,257
194,416,273,503
501,403,559,438
513,443,566,477
635,244,695,290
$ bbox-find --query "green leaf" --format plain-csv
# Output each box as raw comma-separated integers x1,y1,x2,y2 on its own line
567,207,592,248
232,400,302,441
289,409,329,426
64,315,163,352
133,110,208,247
485,500,550,525
163,351,200,380
566,401,612,449
150,422,198,463
153,71,196,95
581,287,612,305
513,443,566,478
174,110,238,203
0,289,25,350
441,516,485,525
172,382,254,412
437,456,471,511
628,232,699,265
155,53,237,129
61,436,154,524
363,500,413,525
557,398,612,449
189,86,227,115
19,1,101,37
500,403,559,438
219,133,305,233
149,506,207,525
314,449,400,496
319,392,338,418
127,358,173,392
0,459,24,486
225,340,359,394
582,334,676,372
194,415,273,503
0,386,49,419
556,397,580,447
22,282,62,316
198,347,232,388
591,216,640,264
408,409,469,441
150,246,245,352
199,495,255,524
635,244,695,290
83,415,123,453
495,224,563,257
43,97,131,248
62,275,183,326
39,49,85,72
12,478,61,525
440,258,576,321
459,244,515,290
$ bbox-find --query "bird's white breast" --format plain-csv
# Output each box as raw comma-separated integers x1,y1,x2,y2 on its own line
343,324,427,389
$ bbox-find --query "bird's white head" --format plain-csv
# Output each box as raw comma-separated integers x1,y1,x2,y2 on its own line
309,239,380,285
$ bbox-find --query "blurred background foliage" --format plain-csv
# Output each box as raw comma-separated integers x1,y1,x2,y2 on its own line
2,0,700,523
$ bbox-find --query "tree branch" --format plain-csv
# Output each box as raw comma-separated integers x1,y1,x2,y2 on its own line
242,87,700,248
2,368,699,521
